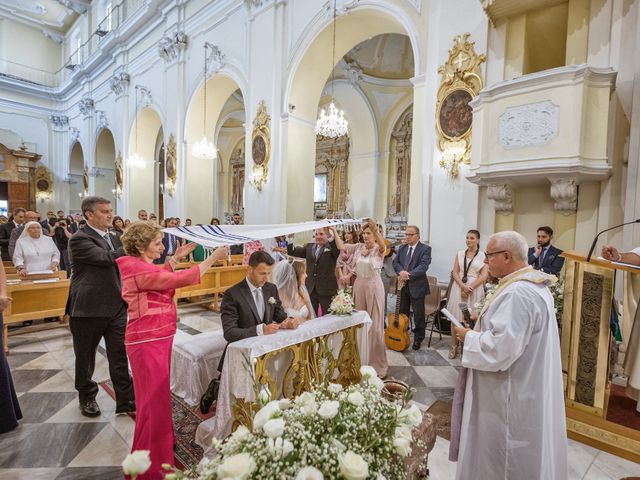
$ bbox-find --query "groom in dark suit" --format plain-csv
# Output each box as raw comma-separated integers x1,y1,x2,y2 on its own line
527,226,564,276
287,227,340,316
392,225,432,350
67,196,134,417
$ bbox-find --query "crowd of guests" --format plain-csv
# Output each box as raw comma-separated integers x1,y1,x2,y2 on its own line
0,197,572,479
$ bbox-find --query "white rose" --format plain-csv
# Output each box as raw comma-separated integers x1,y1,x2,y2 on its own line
267,437,294,457
370,376,385,392
253,400,280,430
295,391,317,415
318,400,340,420
395,425,412,441
263,418,286,438
216,452,256,480
121,450,151,476
347,391,365,407
279,398,293,410
230,425,251,442
258,385,272,406
338,451,369,480
295,466,324,480
328,383,343,394
399,404,423,427
295,391,316,406
360,365,377,381
393,436,412,457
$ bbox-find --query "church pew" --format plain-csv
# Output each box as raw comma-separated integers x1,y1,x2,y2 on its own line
174,264,248,311
3,275,71,353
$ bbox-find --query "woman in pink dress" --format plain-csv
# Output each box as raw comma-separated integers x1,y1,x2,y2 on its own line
339,219,388,378
243,240,264,265
336,229,360,289
446,229,487,359
116,222,228,479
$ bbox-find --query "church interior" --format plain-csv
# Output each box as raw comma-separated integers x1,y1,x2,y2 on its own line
1,0,640,478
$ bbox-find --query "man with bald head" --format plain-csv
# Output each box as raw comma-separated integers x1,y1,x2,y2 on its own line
450,231,567,480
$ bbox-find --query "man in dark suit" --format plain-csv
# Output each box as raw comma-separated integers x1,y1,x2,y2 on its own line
154,217,178,264
0,208,25,261
528,226,564,276
68,196,134,417
392,225,432,350
229,213,244,255
287,226,340,316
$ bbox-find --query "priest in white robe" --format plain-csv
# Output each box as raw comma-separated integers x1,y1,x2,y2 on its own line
451,231,567,480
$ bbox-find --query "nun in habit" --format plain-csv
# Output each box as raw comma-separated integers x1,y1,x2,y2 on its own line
12,221,59,276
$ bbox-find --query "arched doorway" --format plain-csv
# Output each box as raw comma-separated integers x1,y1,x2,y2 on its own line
94,128,117,207
284,9,419,223
184,70,246,224
128,107,163,218
69,141,84,211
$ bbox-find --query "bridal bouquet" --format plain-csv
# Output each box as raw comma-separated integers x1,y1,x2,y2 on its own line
329,287,355,315
174,366,423,480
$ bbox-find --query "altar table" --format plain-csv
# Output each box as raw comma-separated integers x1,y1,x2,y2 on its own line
194,311,371,449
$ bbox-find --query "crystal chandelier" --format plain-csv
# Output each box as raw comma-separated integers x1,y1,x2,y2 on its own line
315,0,348,138
127,85,147,169
192,43,216,160
315,102,348,137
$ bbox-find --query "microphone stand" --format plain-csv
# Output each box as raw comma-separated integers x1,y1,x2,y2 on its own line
586,219,640,262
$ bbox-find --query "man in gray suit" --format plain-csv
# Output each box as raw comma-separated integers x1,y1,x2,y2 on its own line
68,196,134,417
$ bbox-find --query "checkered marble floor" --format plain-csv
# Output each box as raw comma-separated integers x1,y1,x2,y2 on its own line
1,303,639,479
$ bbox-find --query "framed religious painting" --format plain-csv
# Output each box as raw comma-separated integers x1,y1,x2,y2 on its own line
437,88,474,140
250,100,271,191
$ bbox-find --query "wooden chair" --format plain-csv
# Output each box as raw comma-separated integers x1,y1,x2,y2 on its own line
427,273,453,347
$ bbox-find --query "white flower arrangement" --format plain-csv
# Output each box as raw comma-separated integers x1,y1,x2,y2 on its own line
166,365,423,480
329,287,355,315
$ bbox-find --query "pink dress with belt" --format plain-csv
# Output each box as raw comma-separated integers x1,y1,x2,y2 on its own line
116,256,200,480
346,243,388,377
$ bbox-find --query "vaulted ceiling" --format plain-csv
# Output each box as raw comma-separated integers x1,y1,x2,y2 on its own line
0,0,89,35
343,34,414,81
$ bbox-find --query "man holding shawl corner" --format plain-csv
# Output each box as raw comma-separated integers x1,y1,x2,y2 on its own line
450,231,567,480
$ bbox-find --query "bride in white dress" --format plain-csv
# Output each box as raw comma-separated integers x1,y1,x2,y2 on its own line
272,259,315,320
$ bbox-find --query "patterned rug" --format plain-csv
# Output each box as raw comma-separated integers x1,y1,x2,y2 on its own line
426,400,452,441
99,381,215,470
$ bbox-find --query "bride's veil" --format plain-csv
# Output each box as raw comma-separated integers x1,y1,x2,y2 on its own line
272,259,315,318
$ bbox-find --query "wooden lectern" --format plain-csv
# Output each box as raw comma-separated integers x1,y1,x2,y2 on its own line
561,251,640,462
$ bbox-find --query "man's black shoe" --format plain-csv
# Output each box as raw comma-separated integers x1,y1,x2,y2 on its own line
412,340,422,351
115,400,136,415
199,378,220,414
80,400,101,417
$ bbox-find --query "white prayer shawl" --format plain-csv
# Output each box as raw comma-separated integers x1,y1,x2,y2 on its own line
163,218,363,248
456,269,567,480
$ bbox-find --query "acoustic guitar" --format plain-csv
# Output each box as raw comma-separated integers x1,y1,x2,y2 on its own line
384,277,411,351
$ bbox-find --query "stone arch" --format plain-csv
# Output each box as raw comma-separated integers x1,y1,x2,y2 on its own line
94,128,117,202
283,6,419,222
184,72,246,223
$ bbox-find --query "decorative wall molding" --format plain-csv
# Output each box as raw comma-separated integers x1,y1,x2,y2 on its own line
487,183,513,214
110,71,130,98
205,43,226,74
78,95,95,118
158,31,188,64
69,127,80,144
49,115,69,131
550,178,578,214
499,101,559,149
96,110,109,131
137,86,153,108
344,61,363,86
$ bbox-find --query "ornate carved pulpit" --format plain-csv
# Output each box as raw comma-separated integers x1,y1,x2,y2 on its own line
561,251,640,462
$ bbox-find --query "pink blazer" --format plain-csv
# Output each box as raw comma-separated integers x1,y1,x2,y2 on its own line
116,256,200,345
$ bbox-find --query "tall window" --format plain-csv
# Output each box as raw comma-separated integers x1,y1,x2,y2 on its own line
105,1,113,31
71,31,82,64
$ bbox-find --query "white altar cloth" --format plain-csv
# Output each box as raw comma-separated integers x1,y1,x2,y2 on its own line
194,311,371,450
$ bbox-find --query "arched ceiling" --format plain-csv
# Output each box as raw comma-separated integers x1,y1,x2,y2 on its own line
343,34,414,80
0,0,86,34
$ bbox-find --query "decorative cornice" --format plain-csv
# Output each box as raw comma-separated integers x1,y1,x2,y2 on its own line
487,183,513,214
158,31,188,64
549,178,578,214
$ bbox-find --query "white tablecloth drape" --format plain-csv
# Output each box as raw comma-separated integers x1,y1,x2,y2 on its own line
194,311,372,450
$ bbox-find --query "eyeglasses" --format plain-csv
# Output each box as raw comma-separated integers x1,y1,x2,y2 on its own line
484,250,509,258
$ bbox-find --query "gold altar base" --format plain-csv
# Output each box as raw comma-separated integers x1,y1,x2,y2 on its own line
561,252,640,463
566,406,640,464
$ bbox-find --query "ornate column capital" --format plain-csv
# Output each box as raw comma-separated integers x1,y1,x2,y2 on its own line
158,31,188,64
78,94,94,119
549,178,578,214
110,70,130,98
205,43,226,74
49,114,69,132
487,183,513,214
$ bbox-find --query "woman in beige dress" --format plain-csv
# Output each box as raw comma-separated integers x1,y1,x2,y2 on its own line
447,229,488,359
339,219,388,378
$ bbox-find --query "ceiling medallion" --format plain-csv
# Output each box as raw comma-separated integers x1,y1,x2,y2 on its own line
435,33,485,177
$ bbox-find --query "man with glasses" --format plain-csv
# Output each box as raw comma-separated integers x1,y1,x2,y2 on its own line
450,231,567,480
392,225,432,350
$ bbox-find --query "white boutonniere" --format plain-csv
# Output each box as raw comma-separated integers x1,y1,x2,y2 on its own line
268,297,276,305
323,247,331,253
